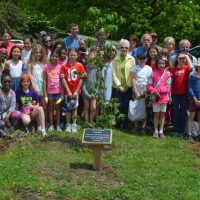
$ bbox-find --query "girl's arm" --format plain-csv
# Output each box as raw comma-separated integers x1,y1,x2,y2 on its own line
43,71,47,97
61,78,72,98
73,79,83,97
131,72,140,98
186,55,193,71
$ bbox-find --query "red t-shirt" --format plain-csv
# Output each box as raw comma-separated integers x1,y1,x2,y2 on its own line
169,64,190,94
60,61,86,95
151,63,156,71
0,42,15,60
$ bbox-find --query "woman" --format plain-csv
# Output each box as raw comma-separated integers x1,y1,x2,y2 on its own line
0,69,16,136
112,39,135,129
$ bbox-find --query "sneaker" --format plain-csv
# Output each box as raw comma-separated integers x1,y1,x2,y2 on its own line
56,126,62,132
71,124,77,133
41,130,48,138
38,126,42,132
153,131,158,138
65,124,71,133
187,135,195,144
48,125,54,131
159,133,166,139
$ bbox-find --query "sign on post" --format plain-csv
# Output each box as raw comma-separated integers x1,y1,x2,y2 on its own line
82,129,112,170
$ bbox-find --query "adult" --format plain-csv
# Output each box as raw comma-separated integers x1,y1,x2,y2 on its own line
113,39,135,129
150,32,162,52
0,31,15,60
95,28,110,48
0,70,16,136
163,37,176,57
132,33,152,61
42,35,52,60
128,34,139,55
171,39,197,67
64,23,81,51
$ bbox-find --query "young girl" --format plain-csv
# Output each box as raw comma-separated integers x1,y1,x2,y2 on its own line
187,59,200,143
148,58,171,138
131,54,152,132
43,50,63,131
60,48,86,133
21,36,33,72
170,53,192,137
58,47,68,65
146,46,159,71
16,74,47,137
27,44,47,119
6,46,23,91
82,50,97,122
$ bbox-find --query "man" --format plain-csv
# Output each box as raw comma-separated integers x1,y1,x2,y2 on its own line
150,32,162,52
64,23,81,51
132,33,152,61
171,39,197,67
95,28,110,48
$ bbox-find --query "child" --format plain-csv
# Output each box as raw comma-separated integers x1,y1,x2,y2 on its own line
21,36,33,72
43,50,63,131
58,47,68,65
6,46,23,91
148,57,171,138
146,46,159,71
82,50,97,122
27,44,47,119
187,58,200,143
16,74,47,137
0,47,8,84
131,54,152,132
60,48,86,133
170,53,192,137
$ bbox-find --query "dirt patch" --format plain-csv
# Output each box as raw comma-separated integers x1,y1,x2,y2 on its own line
13,188,41,200
192,142,200,159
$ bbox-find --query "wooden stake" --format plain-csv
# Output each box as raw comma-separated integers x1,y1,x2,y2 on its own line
93,145,103,171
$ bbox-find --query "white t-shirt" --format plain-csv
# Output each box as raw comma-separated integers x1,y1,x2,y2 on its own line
131,64,152,93
9,59,23,78
21,49,32,69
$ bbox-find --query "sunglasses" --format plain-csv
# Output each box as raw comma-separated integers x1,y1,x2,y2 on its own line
45,40,51,43
121,46,129,50
3,80,11,83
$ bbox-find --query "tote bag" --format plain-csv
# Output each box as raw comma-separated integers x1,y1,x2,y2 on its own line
128,98,146,121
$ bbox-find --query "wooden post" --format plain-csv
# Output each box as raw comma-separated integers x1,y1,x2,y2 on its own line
93,145,103,171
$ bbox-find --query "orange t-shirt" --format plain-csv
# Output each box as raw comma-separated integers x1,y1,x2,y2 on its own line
60,62,86,95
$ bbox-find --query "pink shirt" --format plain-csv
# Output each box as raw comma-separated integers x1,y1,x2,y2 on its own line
44,63,62,94
148,69,171,104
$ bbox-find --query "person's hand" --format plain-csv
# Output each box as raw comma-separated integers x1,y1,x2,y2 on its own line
119,86,126,93
73,90,78,98
68,91,73,99
135,92,141,99
37,91,43,97
195,100,200,107
61,94,64,101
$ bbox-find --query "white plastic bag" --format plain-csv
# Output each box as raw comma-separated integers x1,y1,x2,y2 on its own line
128,98,146,121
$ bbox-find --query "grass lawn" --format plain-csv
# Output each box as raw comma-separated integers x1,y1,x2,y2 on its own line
0,129,200,200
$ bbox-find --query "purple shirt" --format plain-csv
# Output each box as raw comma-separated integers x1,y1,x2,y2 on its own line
16,89,38,112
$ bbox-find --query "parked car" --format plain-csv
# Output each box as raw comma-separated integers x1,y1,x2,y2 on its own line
189,45,200,59
10,39,24,49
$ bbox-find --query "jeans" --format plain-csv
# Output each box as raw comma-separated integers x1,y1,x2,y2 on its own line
172,94,187,134
115,88,132,128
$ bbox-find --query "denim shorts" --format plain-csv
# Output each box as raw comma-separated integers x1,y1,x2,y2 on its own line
48,93,61,100
188,98,200,112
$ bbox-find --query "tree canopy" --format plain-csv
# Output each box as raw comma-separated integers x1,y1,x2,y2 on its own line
1,0,200,46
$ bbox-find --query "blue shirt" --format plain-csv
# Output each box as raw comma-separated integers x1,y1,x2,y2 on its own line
188,75,200,100
64,35,81,50
132,46,147,58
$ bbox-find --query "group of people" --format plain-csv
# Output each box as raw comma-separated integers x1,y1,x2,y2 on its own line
0,23,199,144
